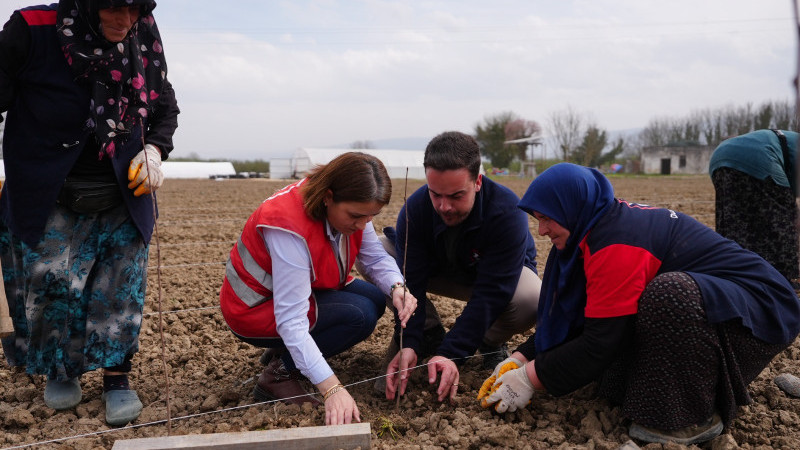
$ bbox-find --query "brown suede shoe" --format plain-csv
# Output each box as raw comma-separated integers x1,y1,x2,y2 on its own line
259,348,279,366
254,357,322,407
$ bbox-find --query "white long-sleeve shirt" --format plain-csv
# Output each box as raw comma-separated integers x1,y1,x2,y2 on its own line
262,221,402,384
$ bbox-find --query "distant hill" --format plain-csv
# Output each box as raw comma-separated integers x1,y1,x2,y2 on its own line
337,136,430,151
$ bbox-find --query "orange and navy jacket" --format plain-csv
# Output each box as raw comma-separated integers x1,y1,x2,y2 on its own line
220,179,364,338
518,198,800,396
578,199,800,342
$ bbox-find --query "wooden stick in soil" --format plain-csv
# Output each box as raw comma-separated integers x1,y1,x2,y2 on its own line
396,168,410,410
141,122,172,434
0,183,13,338
0,258,14,338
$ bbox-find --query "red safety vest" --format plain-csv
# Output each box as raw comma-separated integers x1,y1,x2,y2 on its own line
220,179,363,338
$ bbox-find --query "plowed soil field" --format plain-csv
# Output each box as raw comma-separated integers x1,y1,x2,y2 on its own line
2,175,799,450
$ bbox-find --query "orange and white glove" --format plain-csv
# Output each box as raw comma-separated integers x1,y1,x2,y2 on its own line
128,144,163,197
477,357,521,402
481,365,534,413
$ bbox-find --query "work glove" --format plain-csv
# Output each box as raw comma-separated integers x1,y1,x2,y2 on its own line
477,357,521,401
128,144,163,197
480,365,534,413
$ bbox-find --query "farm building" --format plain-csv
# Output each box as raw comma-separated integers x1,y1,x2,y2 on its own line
269,158,293,179
161,161,236,179
640,142,714,175
271,148,427,180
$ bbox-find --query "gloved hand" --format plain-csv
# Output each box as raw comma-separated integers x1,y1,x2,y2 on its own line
477,357,521,401
128,144,163,197
480,365,534,412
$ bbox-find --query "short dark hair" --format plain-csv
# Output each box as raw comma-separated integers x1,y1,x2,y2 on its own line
303,152,392,221
423,131,481,179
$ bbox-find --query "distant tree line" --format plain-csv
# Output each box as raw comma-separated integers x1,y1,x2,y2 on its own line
230,159,270,174
170,153,270,174
633,99,795,151
473,106,623,169
472,99,796,169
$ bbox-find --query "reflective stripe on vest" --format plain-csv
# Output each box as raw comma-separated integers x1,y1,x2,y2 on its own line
225,236,274,307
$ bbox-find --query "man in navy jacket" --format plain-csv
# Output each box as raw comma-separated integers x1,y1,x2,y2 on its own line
379,131,541,402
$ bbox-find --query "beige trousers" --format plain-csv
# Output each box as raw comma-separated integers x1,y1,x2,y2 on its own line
357,235,541,346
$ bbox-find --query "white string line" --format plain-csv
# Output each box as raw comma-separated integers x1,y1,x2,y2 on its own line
156,200,715,214
155,215,245,221
150,241,234,247
146,262,224,270
154,209,715,227
1,353,496,450
159,207,255,213
156,219,245,226
150,216,718,258
159,212,249,218
142,306,219,317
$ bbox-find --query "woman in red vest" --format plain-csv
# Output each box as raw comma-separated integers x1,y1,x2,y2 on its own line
221,152,417,425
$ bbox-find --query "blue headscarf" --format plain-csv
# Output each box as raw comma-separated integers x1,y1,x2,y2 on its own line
518,163,615,353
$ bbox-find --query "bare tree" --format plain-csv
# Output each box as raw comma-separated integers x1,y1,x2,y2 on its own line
754,102,773,130
723,103,754,137
639,117,671,148
697,107,725,147
547,106,583,162
633,99,795,157
504,118,542,161
772,100,795,130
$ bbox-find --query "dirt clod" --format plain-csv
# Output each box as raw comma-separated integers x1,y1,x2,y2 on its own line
2,176,799,449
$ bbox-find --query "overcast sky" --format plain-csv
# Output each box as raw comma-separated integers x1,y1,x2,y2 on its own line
2,0,797,160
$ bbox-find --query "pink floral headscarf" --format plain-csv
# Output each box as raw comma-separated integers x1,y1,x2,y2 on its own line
56,0,167,158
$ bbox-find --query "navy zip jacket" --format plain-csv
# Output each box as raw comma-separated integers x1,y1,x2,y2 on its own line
0,5,179,246
395,175,538,361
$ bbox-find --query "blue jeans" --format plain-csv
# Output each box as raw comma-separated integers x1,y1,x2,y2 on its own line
243,279,386,372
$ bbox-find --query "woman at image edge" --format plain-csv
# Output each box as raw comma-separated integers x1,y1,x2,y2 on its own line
0,0,178,426
220,152,417,425
478,163,800,445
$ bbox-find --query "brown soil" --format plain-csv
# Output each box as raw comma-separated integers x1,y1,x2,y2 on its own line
2,176,799,450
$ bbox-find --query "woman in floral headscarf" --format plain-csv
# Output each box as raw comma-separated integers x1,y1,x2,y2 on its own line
0,0,179,426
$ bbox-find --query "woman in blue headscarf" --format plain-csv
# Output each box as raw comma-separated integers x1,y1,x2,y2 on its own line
478,163,800,446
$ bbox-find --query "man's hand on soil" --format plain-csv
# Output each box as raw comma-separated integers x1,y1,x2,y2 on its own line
386,347,417,400
427,355,459,402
